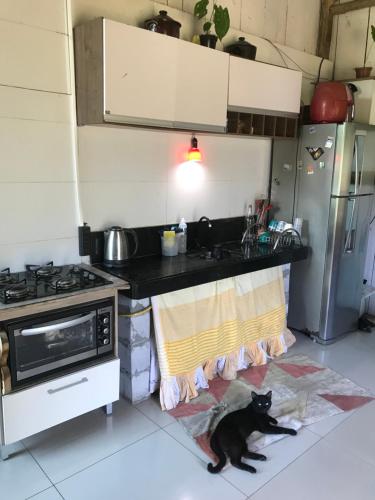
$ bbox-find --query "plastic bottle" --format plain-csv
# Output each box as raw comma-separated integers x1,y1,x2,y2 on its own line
178,218,187,254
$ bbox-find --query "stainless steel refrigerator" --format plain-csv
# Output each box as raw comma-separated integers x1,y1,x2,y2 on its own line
274,123,375,344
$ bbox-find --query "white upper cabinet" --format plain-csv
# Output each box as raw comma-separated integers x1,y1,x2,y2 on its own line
74,18,229,132
228,57,302,116
104,20,177,127
174,41,229,132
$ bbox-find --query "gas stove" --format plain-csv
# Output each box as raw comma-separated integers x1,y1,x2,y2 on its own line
0,262,112,305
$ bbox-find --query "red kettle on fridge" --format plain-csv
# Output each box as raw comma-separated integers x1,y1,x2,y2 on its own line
310,82,357,123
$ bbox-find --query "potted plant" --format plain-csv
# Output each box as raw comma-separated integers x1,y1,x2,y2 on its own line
194,0,230,49
355,24,375,78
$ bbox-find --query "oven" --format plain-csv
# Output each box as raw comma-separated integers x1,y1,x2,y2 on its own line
0,298,114,394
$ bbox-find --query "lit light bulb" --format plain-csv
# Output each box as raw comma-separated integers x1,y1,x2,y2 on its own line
176,160,205,192
187,135,202,162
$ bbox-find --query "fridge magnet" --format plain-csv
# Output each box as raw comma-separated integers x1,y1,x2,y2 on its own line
306,146,324,161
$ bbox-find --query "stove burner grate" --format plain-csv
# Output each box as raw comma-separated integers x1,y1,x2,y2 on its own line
26,261,62,279
2,280,35,303
50,277,79,291
0,268,13,284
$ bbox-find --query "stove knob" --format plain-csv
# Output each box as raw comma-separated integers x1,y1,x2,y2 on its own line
102,338,110,345
102,317,109,325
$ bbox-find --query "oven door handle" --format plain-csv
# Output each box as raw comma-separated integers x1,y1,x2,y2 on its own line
20,312,96,336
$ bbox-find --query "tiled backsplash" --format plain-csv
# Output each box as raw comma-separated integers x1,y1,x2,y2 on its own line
0,4,79,271
84,216,245,263
78,126,271,230
0,0,333,271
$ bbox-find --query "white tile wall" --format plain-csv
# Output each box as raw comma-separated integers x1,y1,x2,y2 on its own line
0,19,70,93
0,118,75,183
0,238,80,271
79,181,168,229
78,127,271,229
71,0,154,28
0,0,67,33
0,1,79,271
0,183,78,244
78,126,171,183
0,86,71,123
0,0,327,272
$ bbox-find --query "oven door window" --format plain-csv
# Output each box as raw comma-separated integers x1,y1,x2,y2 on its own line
13,311,97,381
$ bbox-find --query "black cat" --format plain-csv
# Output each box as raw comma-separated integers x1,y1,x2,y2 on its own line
207,391,297,474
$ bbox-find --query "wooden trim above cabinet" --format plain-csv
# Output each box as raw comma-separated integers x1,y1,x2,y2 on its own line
74,17,104,126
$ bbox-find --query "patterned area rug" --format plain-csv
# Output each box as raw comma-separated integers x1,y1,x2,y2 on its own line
168,354,374,460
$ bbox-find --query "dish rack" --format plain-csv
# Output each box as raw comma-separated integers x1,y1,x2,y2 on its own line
260,228,303,250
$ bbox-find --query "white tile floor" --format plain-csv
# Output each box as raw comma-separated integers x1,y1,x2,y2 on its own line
2,330,375,500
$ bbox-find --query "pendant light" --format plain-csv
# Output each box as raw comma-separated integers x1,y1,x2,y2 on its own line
187,134,202,162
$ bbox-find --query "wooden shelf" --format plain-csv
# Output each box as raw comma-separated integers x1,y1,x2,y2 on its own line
227,111,298,139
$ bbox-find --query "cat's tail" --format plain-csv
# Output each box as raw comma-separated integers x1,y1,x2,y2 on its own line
207,434,226,474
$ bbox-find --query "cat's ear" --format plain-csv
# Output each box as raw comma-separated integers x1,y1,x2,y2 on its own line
266,390,272,399
251,391,258,399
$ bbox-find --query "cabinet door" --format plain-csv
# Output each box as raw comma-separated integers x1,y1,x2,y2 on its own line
174,42,229,132
228,58,302,116
103,20,177,127
2,359,119,444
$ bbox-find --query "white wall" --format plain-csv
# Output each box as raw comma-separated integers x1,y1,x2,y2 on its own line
71,0,333,105
72,0,321,55
74,0,332,230
331,3,375,80
78,126,271,229
0,0,329,270
0,1,80,271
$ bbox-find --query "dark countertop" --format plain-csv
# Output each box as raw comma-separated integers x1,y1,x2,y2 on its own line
95,243,308,300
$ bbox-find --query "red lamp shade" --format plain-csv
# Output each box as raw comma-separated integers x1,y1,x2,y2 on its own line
187,136,202,162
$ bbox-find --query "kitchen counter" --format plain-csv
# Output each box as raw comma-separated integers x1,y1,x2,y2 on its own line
95,243,308,299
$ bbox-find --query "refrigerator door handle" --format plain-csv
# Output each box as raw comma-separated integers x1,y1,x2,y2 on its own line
354,136,359,195
344,197,356,253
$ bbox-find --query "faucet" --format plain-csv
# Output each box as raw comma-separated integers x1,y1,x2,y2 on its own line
272,228,303,251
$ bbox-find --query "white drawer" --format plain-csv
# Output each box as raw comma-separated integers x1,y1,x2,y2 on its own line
2,358,119,444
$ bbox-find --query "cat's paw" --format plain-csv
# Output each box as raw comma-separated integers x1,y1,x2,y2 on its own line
249,466,257,474
259,454,267,461
288,429,297,436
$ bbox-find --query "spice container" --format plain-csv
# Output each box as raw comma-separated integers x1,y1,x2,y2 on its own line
224,37,257,60
144,10,181,38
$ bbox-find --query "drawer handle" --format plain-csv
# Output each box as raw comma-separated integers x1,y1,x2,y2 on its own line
47,377,88,395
